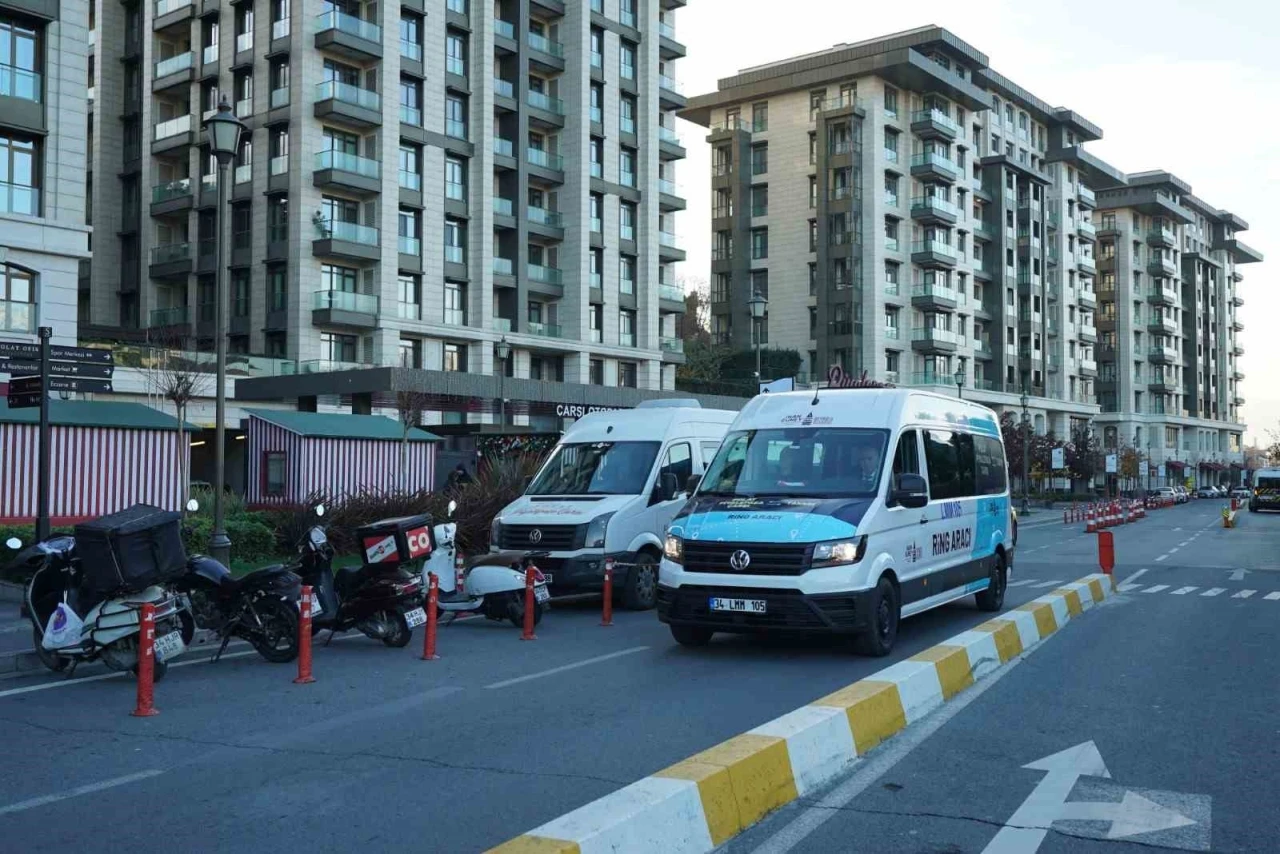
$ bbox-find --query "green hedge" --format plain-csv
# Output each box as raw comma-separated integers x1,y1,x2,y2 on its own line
0,524,74,584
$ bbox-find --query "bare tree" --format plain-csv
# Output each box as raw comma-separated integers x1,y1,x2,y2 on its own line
145,339,213,504
395,390,432,492
678,274,711,345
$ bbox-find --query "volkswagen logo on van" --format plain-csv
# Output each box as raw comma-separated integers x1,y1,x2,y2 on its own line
528,529,543,544
729,549,751,571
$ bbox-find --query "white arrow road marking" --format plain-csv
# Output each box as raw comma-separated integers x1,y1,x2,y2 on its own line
1117,569,1149,592
1201,588,1225,597
1229,569,1248,581
1232,590,1256,599
1055,790,1197,839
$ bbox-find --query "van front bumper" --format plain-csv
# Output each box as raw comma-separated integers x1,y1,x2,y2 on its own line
511,550,634,593
656,583,873,635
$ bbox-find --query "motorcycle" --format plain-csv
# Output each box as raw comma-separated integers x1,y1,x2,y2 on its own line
7,535,188,680
423,501,550,628
174,500,302,663
295,505,427,646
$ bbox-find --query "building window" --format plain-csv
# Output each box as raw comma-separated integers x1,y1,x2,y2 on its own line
398,273,422,320
0,131,39,215
751,143,768,176
399,337,422,368
446,31,467,76
444,218,465,262
620,201,636,241
445,94,467,138
620,94,637,134
0,263,34,333
266,266,286,312
320,331,358,363
619,146,637,187
0,21,39,103
320,264,358,294
590,28,603,70
590,304,603,343
590,193,603,233
620,255,636,294
263,452,287,495
399,78,422,125
443,342,466,372
883,86,898,117
752,184,769,217
589,358,604,385
751,228,768,260
267,195,288,243
619,40,636,80
231,203,252,252
618,361,637,387
399,144,421,190
752,101,768,132
620,309,636,347
445,156,465,200
444,280,466,325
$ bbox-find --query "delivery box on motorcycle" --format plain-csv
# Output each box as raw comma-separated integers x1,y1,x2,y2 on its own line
75,504,187,594
357,515,434,567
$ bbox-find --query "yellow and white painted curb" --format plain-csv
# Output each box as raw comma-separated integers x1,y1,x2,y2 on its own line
489,573,1117,854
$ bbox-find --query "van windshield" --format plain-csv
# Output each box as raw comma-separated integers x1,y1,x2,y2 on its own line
700,428,890,498
527,441,661,496
1257,477,1280,491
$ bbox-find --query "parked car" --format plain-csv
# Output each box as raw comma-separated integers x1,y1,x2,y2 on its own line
1173,486,1190,504
1231,487,1251,501
1195,486,1217,499
1151,486,1177,504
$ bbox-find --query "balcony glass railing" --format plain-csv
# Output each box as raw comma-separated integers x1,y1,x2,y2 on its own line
910,371,958,387
911,283,959,302
401,40,423,62
0,298,35,334
660,283,683,302
149,307,189,327
235,32,253,53
528,264,563,285
316,149,380,178
660,231,680,249
154,52,193,78
527,148,563,170
152,179,192,203
155,0,192,15
883,147,899,163
912,240,958,259
398,235,420,256
884,326,900,340
0,65,42,103
272,18,290,40
299,359,371,373
493,137,514,157
446,0,467,11
588,105,603,124
591,51,603,69
911,107,960,134
910,151,957,174
312,290,379,314
527,90,564,114
446,56,465,76
659,74,682,93
235,97,252,118
526,321,563,338
911,327,959,345
153,114,192,140
446,119,467,138
527,206,562,227
315,220,379,245
150,242,191,265
620,115,636,134
1077,184,1096,205
233,163,251,184
493,257,514,276
397,169,421,191
494,20,515,39
316,9,381,42
911,195,960,217
268,155,288,177
495,78,514,98
269,87,288,109
659,178,680,197
398,301,423,321
492,317,513,333
316,80,380,110
659,125,681,145
528,32,564,57
493,197,514,217
659,20,677,40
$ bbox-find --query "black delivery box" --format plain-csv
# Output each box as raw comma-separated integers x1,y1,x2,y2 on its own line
357,514,434,566
75,504,188,594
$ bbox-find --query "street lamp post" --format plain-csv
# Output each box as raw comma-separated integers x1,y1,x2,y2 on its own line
748,289,768,386
203,96,246,568
1020,388,1031,516
495,336,511,429
953,359,966,400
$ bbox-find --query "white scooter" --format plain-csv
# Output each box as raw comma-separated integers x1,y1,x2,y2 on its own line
422,501,551,628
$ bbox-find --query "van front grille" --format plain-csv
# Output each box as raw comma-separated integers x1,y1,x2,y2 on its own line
682,541,813,576
499,524,582,551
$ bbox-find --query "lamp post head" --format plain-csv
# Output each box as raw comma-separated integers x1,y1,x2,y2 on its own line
748,289,768,320
953,365,966,389
1020,391,1029,409
495,336,511,363
204,95,246,165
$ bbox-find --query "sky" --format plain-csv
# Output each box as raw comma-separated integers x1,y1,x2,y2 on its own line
671,0,1279,443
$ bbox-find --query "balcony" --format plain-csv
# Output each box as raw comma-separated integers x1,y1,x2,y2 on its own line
153,52,194,91
1076,255,1096,274
659,284,686,312
527,263,563,290
312,220,381,262
311,289,379,330
149,242,192,278
1148,345,1179,364
269,87,288,110
315,9,382,61
910,327,959,353
910,108,959,140
1233,344,1244,356
1079,358,1098,377
909,195,959,226
1148,255,1178,277
314,80,382,128
1077,218,1096,240
659,124,686,159
1147,225,1176,248
399,105,422,127
659,231,686,261
1147,285,1178,307
154,0,194,27
972,222,993,242
911,239,958,268
314,149,381,195
1232,294,1244,307
658,21,686,59
446,119,467,139
528,32,565,72
659,179,685,211
493,257,515,277
659,74,687,109
526,321,563,339
1148,316,1179,335
911,282,959,311
973,341,992,360
660,336,685,354
493,197,514,218
527,147,563,173
150,178,193,216
527,205,563,230
909,151,958,182
1148,378,1178,394
909,371,958,389
1078,288,1096,308
0,62,41,105
1077,184,1096,207
526,90,565,125
148,307,190,329
1232,319,1244,332
1079,323,1097,343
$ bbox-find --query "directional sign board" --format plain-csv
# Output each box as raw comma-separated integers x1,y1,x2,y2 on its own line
9,375,114,395
0,359,114,379
0,341,114,364
3,338,116,409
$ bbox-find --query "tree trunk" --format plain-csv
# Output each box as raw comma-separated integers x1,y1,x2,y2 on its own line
400,430,409,492
177,401,190,506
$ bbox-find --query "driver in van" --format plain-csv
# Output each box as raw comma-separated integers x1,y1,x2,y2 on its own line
777,444,808,487
855,442,881,491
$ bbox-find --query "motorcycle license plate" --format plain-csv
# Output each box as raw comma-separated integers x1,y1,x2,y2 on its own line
304,592,323,617
709,597,767,614
153,631,185,662
542,573,553,584
403,607,428,628
534,586,551,604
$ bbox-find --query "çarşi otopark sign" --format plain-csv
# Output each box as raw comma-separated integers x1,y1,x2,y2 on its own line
1,332,116,538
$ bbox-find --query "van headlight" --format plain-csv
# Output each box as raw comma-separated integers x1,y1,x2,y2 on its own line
664,534,684,565
490,518,502,548
810,536,867,568
585,512,615,549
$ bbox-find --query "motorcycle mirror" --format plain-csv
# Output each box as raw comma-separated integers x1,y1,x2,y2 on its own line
315,504,326,517
186,499,199,512
4,537,21,550
447,499,457,518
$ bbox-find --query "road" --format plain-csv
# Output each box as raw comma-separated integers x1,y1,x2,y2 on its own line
0,499,1274,852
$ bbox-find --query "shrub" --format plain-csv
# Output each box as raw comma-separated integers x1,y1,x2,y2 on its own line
0,524,74,585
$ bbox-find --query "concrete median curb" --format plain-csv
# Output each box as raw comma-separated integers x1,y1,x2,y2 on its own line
0,649,42,677
488,573,1117,854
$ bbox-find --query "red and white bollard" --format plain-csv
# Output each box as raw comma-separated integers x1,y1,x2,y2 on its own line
454,554,466,592
520,567,537,641
601,558,615,627
1085,507,1096,534
422,572,440,660
131,602,159,717
294,584,315,684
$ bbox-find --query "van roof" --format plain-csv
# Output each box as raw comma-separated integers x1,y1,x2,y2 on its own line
560,406,738,443
733,387,1002,435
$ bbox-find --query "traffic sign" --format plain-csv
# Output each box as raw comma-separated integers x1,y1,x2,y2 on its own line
0,358,115,379
9,375,114,395
5,391,42,409
0,341,114,364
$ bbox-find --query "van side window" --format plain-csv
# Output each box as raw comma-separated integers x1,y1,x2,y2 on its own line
974,435,1008,495
892,430,920,477
660,442,693,489
923,430,977,500
700,441,721,470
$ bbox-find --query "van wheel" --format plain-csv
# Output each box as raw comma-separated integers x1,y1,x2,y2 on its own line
621,553,659,611
856,577,899,657
975,553,1007,612
670,625,713,646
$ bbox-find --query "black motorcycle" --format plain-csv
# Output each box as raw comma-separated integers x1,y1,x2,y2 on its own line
174,501,301,663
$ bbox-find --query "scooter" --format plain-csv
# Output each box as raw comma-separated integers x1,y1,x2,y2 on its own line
7,535,188,679
174,500,302,663
423,501,550,628
295,505,427,646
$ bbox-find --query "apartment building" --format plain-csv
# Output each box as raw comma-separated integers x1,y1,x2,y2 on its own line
0,0,90,350
85,0,688,425
681,26,1257,475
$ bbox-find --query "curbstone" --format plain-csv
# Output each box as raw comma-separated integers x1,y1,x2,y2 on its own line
487,573,1117,854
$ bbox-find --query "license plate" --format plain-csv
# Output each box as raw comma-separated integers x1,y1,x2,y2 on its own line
535,586,550,603
709,597,767,614
153,631,185,662
301,593,323,617
403,607,428,628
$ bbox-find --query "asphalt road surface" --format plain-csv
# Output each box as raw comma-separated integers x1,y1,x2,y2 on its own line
1,499,1273,853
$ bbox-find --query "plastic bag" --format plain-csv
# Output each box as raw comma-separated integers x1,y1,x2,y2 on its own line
42,603,84,650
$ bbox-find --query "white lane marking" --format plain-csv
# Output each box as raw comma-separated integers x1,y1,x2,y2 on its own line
1179,542,1191,548
1155,555,1169,562
1030,580,1065,589
1141,585,1170,593
1201,588,1225,597
1171,587,1198,595
1117,569,1149,593
0,770,165,816
483,646,649,689
749,656,1029,854
1265,592,1280,601
1233,590,1256,599
1006,579,1036,588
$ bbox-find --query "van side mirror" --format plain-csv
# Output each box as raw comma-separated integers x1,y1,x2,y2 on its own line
685,474,702,496
5,537,21,550
653,472,680,504
890,473,929,509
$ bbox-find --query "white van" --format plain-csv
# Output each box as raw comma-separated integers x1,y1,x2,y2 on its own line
1248,467,1280,512
491,400,737,609
657,388,1015,655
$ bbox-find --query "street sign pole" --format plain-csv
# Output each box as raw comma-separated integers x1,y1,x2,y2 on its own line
36,326,51,540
